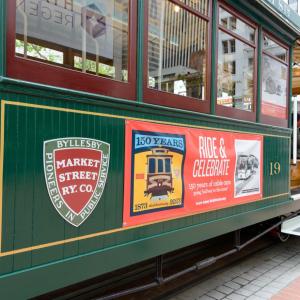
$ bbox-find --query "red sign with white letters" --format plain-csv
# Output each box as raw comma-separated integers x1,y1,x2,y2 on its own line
44,138,110,227
123,120,263,227
54,148,102,214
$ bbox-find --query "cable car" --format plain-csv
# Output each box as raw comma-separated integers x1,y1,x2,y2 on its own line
145,148,174,198
2,0,300,298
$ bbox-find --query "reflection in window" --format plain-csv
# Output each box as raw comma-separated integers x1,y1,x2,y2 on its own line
263,36,287,62
222,39,236,54
178,0,209,15
262,34,288,120
148,0,208,100
219,7,255,43
217,32,254,111
262,55,287,119
16,39,63,64
15,0,129,82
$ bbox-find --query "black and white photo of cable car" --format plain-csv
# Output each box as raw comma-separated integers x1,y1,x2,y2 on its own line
235,154,259,180
234,139,261,198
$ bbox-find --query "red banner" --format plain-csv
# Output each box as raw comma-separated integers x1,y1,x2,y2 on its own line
123,120,263,227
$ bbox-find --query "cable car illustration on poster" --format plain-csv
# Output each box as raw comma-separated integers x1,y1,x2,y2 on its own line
129,130,185,216
144,148,174,200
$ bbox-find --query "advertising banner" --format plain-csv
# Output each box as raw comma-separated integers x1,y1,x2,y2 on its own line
123,120,263,227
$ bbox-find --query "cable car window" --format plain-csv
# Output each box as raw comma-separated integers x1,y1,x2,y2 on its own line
8,0,137,99
263,36,287,62
149,158,156,174
148,0,207,100
217,31,254,112
158,159,164,173
15,0,129,82
219,7,255,43
165,158,171,173
178,0,209,15
216,3,257,121
261,33,289,123
145,0,211,113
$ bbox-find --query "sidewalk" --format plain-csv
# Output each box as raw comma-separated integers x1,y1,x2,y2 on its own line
170,237,300,300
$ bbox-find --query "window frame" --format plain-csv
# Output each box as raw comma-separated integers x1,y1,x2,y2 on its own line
260,30,290,127
143,0,212,113
6,0,137,100
216,1,258,122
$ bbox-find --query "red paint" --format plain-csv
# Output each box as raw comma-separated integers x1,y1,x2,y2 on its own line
261,102,287,119
54,148,102,214
123,120,263,227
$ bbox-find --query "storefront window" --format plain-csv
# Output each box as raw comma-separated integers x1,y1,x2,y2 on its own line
148,0,208,101
217,6,256,115
15,0,129,82
262,34,289,121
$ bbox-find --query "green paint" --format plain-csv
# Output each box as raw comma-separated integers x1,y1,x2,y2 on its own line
0,197,298,300
263,136,290,197
0,97,291,254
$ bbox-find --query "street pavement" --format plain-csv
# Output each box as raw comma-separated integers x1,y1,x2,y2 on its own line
169,236,300,300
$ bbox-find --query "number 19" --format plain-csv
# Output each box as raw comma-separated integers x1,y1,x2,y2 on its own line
270,162,281,176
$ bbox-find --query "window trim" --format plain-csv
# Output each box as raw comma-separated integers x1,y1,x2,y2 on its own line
143,0,212,113
216,1,258,122
260,30,289,127
6,0,137,100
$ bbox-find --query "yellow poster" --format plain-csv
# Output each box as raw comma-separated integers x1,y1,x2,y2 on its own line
130,131,185,215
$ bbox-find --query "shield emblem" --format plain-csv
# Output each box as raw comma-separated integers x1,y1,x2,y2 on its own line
44,138,110,227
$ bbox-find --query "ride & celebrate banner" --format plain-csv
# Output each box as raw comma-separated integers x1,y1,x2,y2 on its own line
123,120,263,227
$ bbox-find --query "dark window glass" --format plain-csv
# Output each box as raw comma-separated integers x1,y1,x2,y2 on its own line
158,159,164,173
222,41,228,54
149,158,156,173
230,39,236,53
16,0,129,82
232,60,236,74
165,158,171,173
